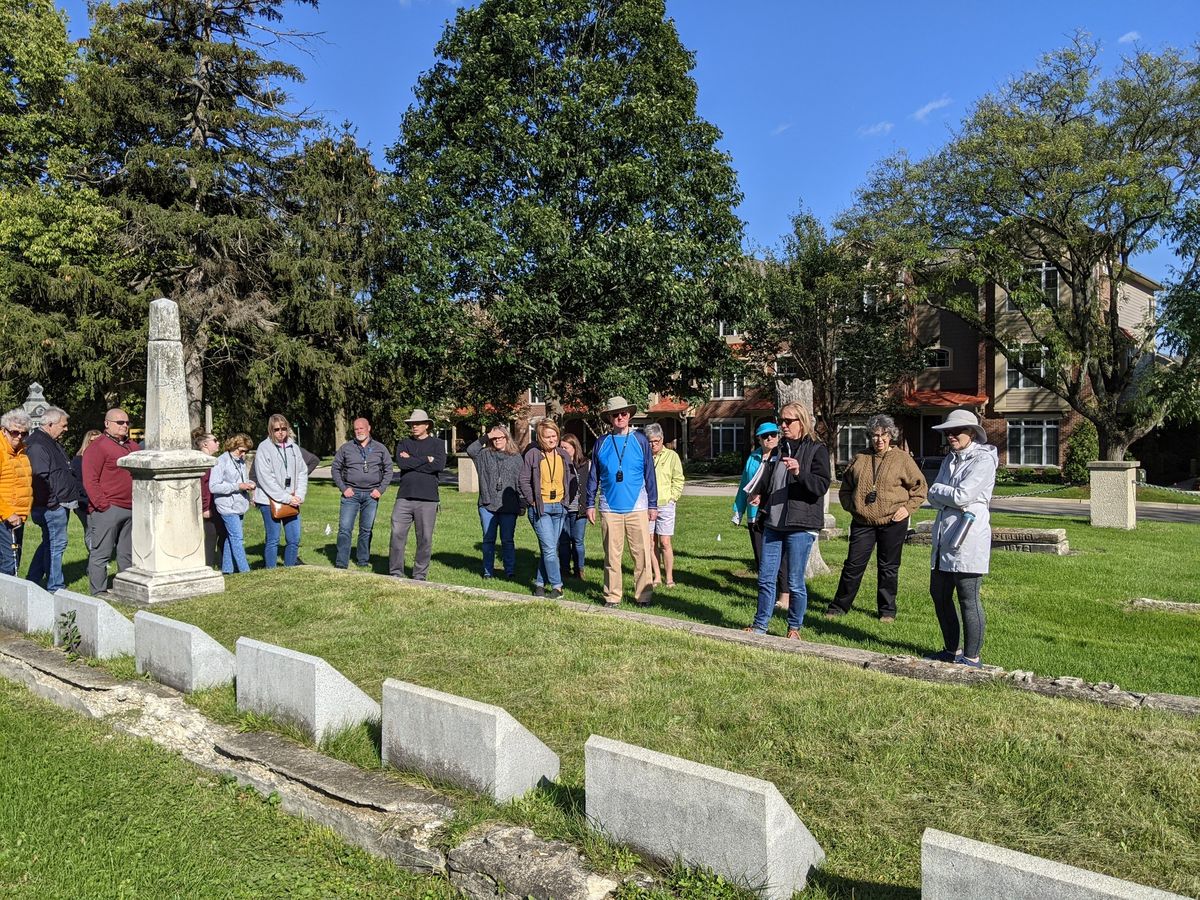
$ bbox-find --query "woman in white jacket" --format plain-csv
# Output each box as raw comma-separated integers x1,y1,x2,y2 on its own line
925,410,997,667
209,433,256,574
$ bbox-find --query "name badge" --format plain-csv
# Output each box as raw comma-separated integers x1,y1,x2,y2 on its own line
615,470,624,483
549,489,557,500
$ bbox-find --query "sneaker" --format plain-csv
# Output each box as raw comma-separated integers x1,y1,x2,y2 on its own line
923,649,958,663
954,654,983,668
533,585,545,597
823,609,845,620
786,628,802,640
551,586,564,599
742,626,767,635
879,614,896,624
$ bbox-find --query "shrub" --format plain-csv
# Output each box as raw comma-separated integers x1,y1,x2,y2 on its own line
1063,421,1099,484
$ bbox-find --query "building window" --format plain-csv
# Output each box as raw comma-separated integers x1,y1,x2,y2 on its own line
710,419,745,457
1008,418,1060,467
711,373,745,400
1009,261,1059,310
1006,343,1044,389
717,320,740,338
528,384,546,405
925,347,951,369
837,419,870,464
774,356,799,380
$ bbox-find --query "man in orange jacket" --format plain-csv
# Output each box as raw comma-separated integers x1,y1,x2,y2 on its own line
0,409,34,576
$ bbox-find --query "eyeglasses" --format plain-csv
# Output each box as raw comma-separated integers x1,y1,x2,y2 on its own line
272,427,289,433
760,433,779,440
870,433,889,440
4,429,27,438
107,419,130,426
780,417,800,425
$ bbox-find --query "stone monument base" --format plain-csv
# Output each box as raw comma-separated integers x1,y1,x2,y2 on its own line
111,567,226,605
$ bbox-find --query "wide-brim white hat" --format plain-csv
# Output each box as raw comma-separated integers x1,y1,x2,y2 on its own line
931,408,987,443
600,396,638,422
405,408,434,425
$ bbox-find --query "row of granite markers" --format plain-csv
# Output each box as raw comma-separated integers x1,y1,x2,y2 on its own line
0,572,1184,900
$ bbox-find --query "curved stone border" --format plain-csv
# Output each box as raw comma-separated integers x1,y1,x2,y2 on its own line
1128,598,1200,615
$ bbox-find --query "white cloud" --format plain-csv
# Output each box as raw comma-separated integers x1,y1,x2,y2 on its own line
858,121,894,138
771,122,794,136
912,96,952,122
1118,31,1140,43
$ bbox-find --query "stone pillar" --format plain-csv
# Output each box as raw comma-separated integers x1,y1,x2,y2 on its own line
23,383,48,428
112,299,225,604
457,454,479,494
1087,460,1139,530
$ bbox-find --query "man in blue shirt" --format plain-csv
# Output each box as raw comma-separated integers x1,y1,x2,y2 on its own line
585,396,658,607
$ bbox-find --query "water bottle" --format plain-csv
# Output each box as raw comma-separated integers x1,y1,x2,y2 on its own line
950,512,976,551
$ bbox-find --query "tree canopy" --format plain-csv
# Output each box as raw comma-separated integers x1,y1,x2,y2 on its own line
843,36,1200,459
381,0,749,422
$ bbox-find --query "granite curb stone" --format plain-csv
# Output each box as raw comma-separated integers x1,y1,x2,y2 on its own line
382,678,560,802
235,637,381,743
52,589,135,659
0,572,55,633
921,828,1187,899
584,734,823,900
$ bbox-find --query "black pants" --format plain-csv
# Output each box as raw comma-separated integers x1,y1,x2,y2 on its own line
930,569,985,658
203,514,227,570
829,519,907,617
748,522,787,597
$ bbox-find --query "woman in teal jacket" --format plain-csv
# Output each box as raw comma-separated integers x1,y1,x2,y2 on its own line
732,421,787,605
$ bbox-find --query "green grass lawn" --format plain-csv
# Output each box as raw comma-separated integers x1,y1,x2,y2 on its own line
988,482,1200,504
27,488,1200,696
0,680,452,899
110,570,1200,898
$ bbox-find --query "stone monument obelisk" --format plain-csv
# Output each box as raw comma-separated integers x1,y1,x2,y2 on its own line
111,298,225,604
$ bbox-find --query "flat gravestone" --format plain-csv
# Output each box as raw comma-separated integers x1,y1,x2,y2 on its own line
134,611,234,693
585,734,823,900
922,829,1187,899
382,678,559,802
235,637,380,744
52,590,135,659
0,573,54,633
908,522,1069,554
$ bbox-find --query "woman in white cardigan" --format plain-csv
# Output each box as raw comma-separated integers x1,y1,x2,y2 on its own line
925,409,997,668
252,413,308,568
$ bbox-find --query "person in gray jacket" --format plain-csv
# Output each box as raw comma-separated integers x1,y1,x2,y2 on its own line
925,409,998,668
332,418,394,569
253,413,308,568
209,433,256,574
466,424,522,579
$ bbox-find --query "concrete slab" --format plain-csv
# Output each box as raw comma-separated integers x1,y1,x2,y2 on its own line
0,573,54,633
134,611,234,692
235,637,380,744
584,734,823,899
382,678,559,803
921,829,1187,899
52,590,135,659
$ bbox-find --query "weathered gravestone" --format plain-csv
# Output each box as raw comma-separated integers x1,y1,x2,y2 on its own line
1088,460,1139,530
111,298,225,604
585,734,824,900
907,521,1070,555
921,828,1187,899
382,678,559,802
134,611,234,693
52,590,135,659
0,572,54,633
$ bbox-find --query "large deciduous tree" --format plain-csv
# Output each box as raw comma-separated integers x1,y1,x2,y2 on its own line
381,0,748,420
79,0,318,429
843,36,1200,460
742,208,926,460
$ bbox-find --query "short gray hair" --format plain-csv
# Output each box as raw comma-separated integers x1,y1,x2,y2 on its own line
643,423,664,440
866,413,900,443
41,407,68,426
1,409,32,432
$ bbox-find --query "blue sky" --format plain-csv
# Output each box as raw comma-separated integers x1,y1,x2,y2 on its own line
57,0,1198,282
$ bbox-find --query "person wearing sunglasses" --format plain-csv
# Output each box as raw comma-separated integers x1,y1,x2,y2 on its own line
465,424,522,580
742,403,831,639
732,421,789,610
253,413,307,568
0,409,34,577
82,408,141,595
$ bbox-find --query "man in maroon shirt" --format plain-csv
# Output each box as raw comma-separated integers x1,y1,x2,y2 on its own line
82,408,141,596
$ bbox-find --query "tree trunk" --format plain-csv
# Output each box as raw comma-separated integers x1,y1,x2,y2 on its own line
333,407,349,449
183,341,205,434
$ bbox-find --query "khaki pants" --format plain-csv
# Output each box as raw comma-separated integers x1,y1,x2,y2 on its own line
599,510,653,604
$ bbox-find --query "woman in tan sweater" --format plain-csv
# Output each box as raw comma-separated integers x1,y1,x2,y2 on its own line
826,414,927,622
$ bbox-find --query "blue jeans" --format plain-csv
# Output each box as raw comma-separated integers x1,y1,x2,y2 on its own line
258,504,301,567
219,512,251,574
28,506,69,592
559,511,587,575
0,521,26,577
528,502,566,588
478,507,517,577
752,527,817,632
336,492,379,568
